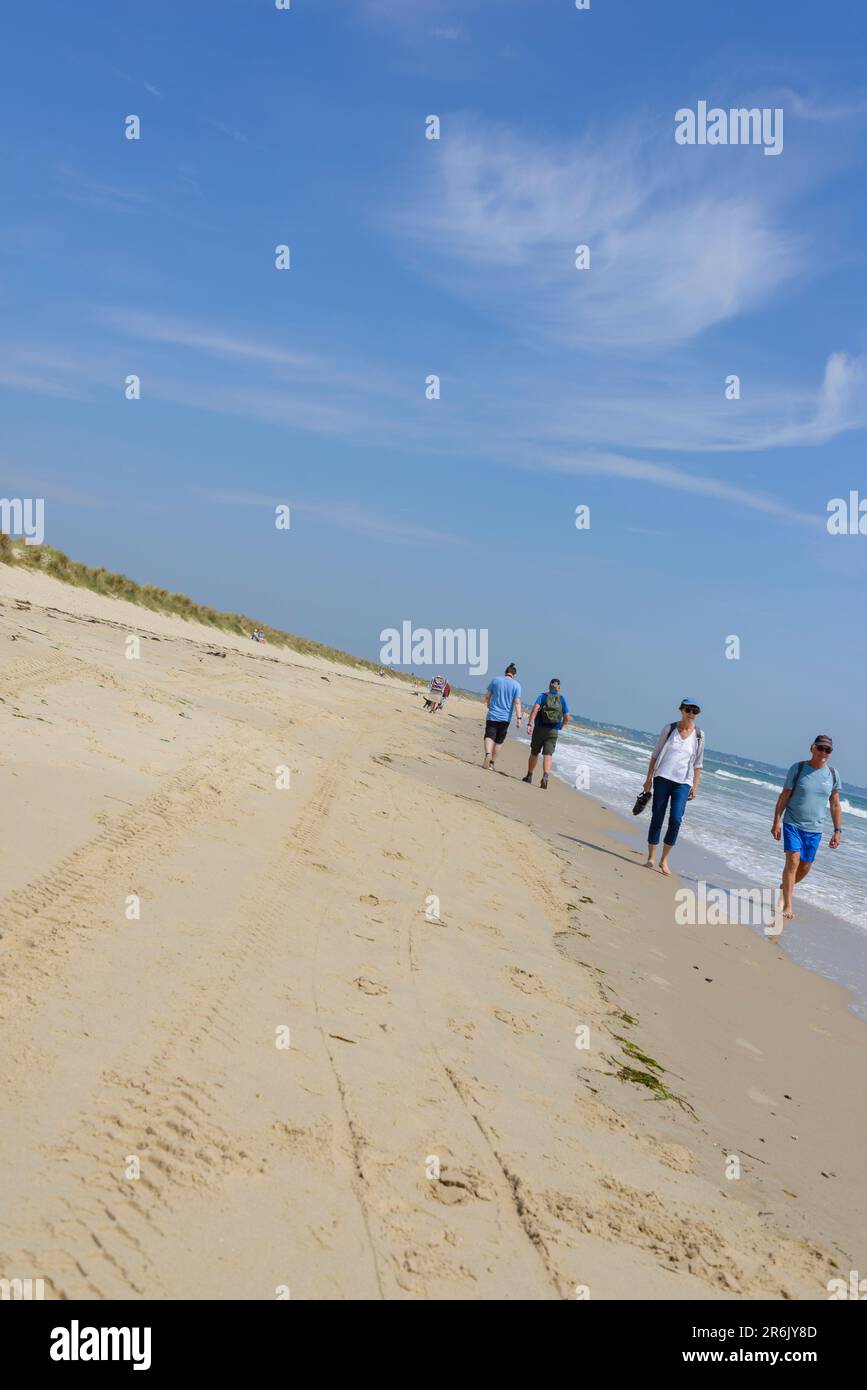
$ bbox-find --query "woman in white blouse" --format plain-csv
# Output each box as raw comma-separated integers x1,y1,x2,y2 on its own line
642,700,704,875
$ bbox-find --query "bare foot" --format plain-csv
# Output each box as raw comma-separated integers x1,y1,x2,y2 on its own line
782,903,795,920
644,859,656,870
658,861,672,876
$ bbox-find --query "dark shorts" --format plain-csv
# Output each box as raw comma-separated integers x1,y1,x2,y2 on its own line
531,724,559,756
484,719,510,745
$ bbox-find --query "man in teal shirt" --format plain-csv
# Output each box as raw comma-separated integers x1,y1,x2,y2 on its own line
772,734,842,923
483,663,522,770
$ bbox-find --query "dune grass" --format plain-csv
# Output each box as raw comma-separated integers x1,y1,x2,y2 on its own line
0,535,411,677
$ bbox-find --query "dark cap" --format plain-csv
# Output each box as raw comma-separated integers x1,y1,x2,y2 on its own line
814,734,833,750
549,678,560,687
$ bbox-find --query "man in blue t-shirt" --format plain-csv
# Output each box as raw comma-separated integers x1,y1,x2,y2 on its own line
483,663,522,770
771,734,843,924
523,679,571,788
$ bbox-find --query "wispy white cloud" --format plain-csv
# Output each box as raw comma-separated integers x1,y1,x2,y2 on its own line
201,489,461,547
783,89,867,122
2,311,859,532
740,352,867,449
505,352,867,454
516,449,820,526
0,365,86,399
0,466,108,509
107,65,163,99
97,308,411,399
101,309,318,372
59,169,155,212
202,118,248,145
393,119,807,348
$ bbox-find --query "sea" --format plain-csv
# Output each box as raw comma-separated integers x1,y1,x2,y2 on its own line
520,717,867,1018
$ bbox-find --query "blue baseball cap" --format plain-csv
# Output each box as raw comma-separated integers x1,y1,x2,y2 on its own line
680,697,701,708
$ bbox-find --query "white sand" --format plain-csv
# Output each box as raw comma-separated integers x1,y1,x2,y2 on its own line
1,562,863,1299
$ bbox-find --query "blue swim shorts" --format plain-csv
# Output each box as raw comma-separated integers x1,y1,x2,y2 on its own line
783,823,822,863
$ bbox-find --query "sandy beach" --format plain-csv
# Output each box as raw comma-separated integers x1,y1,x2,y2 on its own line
1,561,864,1301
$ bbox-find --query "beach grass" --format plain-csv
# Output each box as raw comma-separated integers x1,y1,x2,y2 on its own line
0,536,411,678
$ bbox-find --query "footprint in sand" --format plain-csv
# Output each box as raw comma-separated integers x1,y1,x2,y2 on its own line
473,920,502,938
493,1009,533,1034
360,894,380,906
424,1166,495,1206
354,976,388,996
646,1139,695,1174
507,966,548,996
448,1018,476,1039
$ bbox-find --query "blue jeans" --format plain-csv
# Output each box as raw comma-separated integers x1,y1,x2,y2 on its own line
648,776,691,847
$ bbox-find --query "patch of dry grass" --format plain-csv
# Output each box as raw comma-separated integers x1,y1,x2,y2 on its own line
0,536,410,677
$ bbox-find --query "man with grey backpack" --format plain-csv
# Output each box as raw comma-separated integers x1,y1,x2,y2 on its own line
523,679,571,789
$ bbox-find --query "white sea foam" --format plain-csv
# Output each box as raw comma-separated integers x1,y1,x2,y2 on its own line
714,769,782,793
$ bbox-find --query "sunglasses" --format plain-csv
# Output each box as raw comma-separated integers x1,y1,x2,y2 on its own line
815,745,832,753
682,705,700,715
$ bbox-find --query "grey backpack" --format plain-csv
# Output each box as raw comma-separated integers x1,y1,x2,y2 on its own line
540,692,564,726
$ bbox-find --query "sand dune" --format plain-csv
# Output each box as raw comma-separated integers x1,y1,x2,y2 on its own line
1,562,863,1299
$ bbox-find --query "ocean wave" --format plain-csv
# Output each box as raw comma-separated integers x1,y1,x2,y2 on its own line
841,799,867,820
714,769,781,793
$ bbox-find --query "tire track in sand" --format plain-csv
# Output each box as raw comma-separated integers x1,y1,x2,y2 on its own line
1,741,382,1299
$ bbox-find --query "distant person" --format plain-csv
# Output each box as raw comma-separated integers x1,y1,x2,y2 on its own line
426,674,446,713
483,663,522,770
772,735,842,922
440,680,451,710
642,700,705,874
523,678,570,788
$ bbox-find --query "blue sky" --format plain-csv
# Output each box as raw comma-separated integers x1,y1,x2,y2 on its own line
3,0,867,777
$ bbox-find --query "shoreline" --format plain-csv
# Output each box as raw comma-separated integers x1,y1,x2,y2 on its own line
544,761,867,1023
515,709,867,1017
